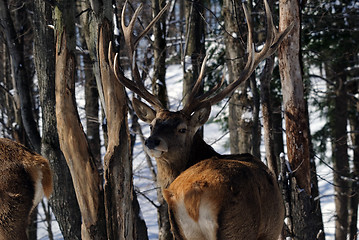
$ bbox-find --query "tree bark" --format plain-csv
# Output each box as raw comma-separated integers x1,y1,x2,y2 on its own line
79,0,148,237
83,41,101,167
54,1,107,238
32,0,82,239
326,62,350,240
152,0,169,109
151,1,171,238
278,0,310,195
0,0,41,153
260,56,279,175
250,75,261,158
349,119,359,240
348,83,359,240
222,0,256,155
183,0,205,106
100,20,141,240
278,0,324,238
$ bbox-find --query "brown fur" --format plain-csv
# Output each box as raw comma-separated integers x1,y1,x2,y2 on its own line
0,138,53,240
164,158,284,240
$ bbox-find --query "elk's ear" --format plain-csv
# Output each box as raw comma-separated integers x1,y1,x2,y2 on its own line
133,98,156,123
190,104,211,128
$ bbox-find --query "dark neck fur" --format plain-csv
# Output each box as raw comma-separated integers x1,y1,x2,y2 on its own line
186,131,221,169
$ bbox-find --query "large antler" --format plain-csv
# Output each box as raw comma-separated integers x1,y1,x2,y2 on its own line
181,0,294,115
109,1,170,110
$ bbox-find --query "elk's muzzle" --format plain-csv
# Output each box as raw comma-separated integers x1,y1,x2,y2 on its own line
144,136,168,157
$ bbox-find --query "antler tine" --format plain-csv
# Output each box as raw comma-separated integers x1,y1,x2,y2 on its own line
184,0,293,112
108,41,115,71
121,1,142,54
112,52,163,109
115,1,171,109
199,71,226,101
182,66,227,115
182,54,209,113
121,1,170,52
135,3,170,47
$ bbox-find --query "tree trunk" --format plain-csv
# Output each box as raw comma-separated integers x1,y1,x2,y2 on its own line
260,56,278,175
250,75,261,158
152,0,169,109
32,0,82,239
222,0,256,155
100,20,141,240
278,0,324,238
151,1,171,238
278,0,310,196
54,1,107,238
326,62,350,240
78,0,148,237
0,37,25,142
0,0,41,153
0,42,15,138
348,82,359,240
183,0,205,106
83,41,101,167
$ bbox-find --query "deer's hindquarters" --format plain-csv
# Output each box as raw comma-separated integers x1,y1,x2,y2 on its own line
164,158,284,240
0,138,53,240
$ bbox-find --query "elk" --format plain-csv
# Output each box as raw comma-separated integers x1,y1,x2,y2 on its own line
110,1,293,239
0,138,52,240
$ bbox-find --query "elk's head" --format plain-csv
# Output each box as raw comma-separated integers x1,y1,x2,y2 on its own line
132,97,211,167
109,0,293,172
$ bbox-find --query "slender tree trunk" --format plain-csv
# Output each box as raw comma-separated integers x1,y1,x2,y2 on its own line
151,1,171,238
333,85,349,240
183,0,205,106
222,0,256,155
271,77,285,164
250,75,261,158
32,0,82,239
260,56,278,175
348,83,359,240
83,41,101,167
278,0,311,194
278,0,324,238
326,62,350,240
152,0,169,109
0,0,41,153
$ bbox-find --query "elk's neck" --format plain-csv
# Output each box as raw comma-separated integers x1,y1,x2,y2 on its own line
187,132,221,167
156,131,220,189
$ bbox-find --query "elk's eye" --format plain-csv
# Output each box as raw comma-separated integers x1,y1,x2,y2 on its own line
178,128,186,133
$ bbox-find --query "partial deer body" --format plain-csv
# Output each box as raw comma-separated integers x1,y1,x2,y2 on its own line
164,158,283,240
133,101,284,240
0,138,52,240
110,0,292,239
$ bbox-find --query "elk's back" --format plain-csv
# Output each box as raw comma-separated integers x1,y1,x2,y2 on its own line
164,155,284,240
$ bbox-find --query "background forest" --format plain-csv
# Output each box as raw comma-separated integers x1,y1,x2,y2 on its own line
0,0,358,239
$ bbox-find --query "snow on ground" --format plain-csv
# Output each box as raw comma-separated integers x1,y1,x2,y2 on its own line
38,64,339,239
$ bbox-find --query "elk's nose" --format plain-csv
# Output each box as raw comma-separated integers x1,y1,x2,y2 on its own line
145,137,161,150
